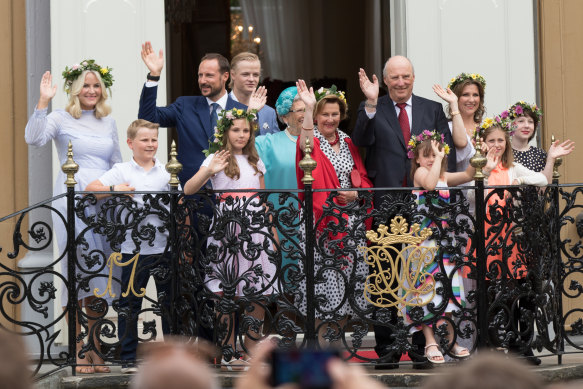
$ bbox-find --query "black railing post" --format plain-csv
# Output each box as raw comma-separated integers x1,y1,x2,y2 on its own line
166,141,183,335
551,135,564,365
299,139,317,347
470,142,488,348
62,141,79,375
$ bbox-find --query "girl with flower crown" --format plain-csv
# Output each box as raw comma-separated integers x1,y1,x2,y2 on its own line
505,101,574,183
24,61,120,374
184,108,275,371
470,119,549,363
405,130,477,363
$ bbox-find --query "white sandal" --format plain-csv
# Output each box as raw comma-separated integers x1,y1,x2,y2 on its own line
451,343,470,358
221,357,250,372
424,343,445,364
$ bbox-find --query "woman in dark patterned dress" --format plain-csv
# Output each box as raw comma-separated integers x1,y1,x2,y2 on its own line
506,101,574,179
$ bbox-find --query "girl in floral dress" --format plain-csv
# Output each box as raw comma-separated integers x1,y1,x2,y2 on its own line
184,108,275,370
405,131,477,363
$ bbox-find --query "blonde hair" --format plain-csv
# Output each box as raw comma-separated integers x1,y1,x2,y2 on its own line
483,124,513,169
221,118,261,180
229,52,260,89
65,70,111,119
127,119,159,140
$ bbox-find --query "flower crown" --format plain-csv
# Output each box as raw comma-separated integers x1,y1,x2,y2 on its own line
473,116,515,141
62,59,114,94
314,85,347,106
502,101,543,125
203,108,258,156
447,72,486,91
407,130,450,159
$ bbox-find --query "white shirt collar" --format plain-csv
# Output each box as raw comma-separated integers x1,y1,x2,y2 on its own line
130,156,162,170
392,96,413,107
206,91,229,110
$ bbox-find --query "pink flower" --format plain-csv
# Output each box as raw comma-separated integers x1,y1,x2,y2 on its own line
515,105,524,115
225,111,234,120
501,110,509,119
495,116,501,123
72,64,79,70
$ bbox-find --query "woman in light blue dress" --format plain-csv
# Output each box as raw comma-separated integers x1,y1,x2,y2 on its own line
25,61,121,373
255,87,304,289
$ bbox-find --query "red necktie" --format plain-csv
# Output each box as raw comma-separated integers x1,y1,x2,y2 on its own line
397,103,410,187
396,103,410,144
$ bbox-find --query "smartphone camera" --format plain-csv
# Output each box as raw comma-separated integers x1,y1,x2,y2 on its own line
269,348,339,389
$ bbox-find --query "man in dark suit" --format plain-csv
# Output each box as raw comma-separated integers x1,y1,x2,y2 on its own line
138,41,246,185
137,42,247,343
352,55,456,369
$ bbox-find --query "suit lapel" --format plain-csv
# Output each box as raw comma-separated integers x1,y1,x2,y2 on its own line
193,98,213,139
411,95,424,137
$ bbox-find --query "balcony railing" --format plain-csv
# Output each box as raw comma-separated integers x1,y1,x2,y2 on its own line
1,142,581,376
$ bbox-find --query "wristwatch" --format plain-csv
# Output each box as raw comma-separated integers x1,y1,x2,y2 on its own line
146,72,160,81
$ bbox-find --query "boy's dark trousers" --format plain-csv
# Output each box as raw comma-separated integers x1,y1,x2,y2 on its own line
118,252,172,364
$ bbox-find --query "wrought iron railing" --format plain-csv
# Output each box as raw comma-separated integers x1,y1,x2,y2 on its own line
1,141,580,377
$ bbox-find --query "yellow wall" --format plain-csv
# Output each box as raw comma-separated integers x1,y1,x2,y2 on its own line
0,0,28,330
539,0,583,183
539,0,583,328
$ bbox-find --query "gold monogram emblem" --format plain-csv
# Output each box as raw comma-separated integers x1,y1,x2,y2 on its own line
94,253,146,298
361,216,437,310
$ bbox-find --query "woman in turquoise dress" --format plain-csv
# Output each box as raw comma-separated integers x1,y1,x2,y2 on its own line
255,87,304,288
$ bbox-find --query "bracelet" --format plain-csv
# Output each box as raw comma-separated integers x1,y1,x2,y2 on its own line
146,72,160,81
451,110,460,116
302,126,313,131
364,102,377,109
110,185,114,192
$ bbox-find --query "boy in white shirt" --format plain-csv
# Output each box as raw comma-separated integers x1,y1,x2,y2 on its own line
86,119,173,373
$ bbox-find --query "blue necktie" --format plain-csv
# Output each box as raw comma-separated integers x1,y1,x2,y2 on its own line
210,103,220,131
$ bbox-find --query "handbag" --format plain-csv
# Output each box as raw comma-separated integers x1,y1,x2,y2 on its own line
350,166,362,188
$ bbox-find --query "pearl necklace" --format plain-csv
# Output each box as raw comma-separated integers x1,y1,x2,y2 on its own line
284,128,298,143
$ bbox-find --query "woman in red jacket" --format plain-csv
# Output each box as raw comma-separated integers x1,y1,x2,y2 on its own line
294,80,373,346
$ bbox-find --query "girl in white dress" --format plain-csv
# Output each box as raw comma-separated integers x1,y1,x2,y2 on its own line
24,60,120,374
184,108,275,370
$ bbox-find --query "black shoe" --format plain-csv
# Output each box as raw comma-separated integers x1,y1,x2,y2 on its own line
522,349,542,366
412,360,434,370
374,361,399,370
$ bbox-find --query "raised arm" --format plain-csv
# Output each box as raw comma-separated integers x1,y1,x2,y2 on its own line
25,71,59,147
138,41,180,127
414,140,444,190
352,68,379,147
296,80,317,152
141,41,164,78
542,139,575,183
183,150,230,195
247,86,267,112
433,84,467,148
